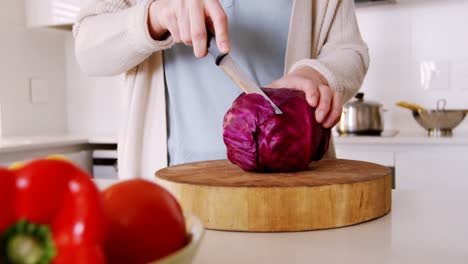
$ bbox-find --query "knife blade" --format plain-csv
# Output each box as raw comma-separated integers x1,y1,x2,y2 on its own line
206,33,283,115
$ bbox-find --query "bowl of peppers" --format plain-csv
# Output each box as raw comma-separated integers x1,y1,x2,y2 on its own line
0,158,204,264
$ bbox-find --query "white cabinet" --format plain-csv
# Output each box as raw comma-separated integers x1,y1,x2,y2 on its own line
92,150,118,179
0,137,119,178
0,150,92,175
335,146,396,188
334,136,468,190
395,147,468,190
61,150,93,174
25,0,95,28
335,148,394,167
0,104,3,137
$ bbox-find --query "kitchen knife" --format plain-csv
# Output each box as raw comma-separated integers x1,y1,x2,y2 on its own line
206,33,283,115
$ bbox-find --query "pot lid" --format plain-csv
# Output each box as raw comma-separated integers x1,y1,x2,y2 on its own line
344,93,382,108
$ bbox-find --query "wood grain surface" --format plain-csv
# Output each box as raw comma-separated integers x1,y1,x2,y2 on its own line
156,159,392,232
157,159,390,187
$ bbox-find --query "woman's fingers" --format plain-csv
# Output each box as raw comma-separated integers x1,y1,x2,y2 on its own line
160,0,229,57
205,0,230,53
266,78,288,89
315,85,332,123
178,4,192,45
165,13,181,42
189,0,207,57
268,76,321,107
303,80,319,107
322,92,343,128
265,67,342,127
148,0,171,40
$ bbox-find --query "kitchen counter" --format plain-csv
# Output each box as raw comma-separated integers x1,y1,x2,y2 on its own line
88,136,118,144
192,190,468,264
0,135,117,169
0,135,118,150
333,130,468,145
0,135,89,153
333,131,468,190
92,179,468,263
0,135,117,153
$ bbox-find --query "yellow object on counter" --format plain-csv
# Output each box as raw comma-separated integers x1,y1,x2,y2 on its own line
396,101,426,112
9,155,71,170
9,162,25,170
47,155,70,162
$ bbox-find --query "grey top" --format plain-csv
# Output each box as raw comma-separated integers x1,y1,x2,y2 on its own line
164,0,293,166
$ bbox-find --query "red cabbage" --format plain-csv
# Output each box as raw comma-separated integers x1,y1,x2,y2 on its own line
223,88,331,172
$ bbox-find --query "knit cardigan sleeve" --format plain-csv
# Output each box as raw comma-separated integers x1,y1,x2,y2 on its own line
73,0,175,76
289,0,370,103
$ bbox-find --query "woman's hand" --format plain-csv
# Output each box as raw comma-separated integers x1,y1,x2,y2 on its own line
148,0,230,58
267,67,343,128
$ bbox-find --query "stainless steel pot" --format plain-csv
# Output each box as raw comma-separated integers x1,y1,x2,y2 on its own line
336,93,384,136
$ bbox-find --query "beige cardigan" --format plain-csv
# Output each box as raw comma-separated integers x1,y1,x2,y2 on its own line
74,0,369,180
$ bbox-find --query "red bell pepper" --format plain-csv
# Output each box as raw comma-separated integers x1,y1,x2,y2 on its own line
0,159,106,264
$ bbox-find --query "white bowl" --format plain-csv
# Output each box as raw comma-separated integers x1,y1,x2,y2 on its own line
151,215,205,264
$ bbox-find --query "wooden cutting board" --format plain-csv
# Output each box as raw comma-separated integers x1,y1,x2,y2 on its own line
156,159,392,232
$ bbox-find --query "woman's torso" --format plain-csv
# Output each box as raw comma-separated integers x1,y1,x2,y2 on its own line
163,0,293,165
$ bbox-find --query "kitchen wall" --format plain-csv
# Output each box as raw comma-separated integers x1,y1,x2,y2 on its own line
65,35,122,138
1,0,467,138
0,0,68,136
63,0,468,138
356,0,468,134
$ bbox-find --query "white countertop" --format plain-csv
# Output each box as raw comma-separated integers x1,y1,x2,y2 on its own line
93,179,468,263
333,130,468,145
0,135,89,153
0,135,117,153
87,136,118,144
192,190,468,264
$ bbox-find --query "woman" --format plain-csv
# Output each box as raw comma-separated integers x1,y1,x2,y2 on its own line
74,0,369,180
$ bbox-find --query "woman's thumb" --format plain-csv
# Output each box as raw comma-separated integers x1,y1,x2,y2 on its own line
265,79,284,89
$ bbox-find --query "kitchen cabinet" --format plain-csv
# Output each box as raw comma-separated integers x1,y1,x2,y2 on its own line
0,150,92,174
0,136,117,177
395,147,468,190
62,150,93,174
335,146,396,188
334,148,394,167
25,0,95,29
0,149,92,175
92,149,118,179
334,133,468,190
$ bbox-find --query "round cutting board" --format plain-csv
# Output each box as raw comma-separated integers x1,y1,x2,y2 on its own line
156,159,392,232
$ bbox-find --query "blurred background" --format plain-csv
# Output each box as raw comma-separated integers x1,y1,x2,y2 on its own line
0,0,467,188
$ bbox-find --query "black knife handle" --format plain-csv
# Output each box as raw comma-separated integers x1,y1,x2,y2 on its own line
207,30,228,66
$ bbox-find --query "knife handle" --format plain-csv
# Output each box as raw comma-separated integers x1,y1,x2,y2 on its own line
207,31,228,65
